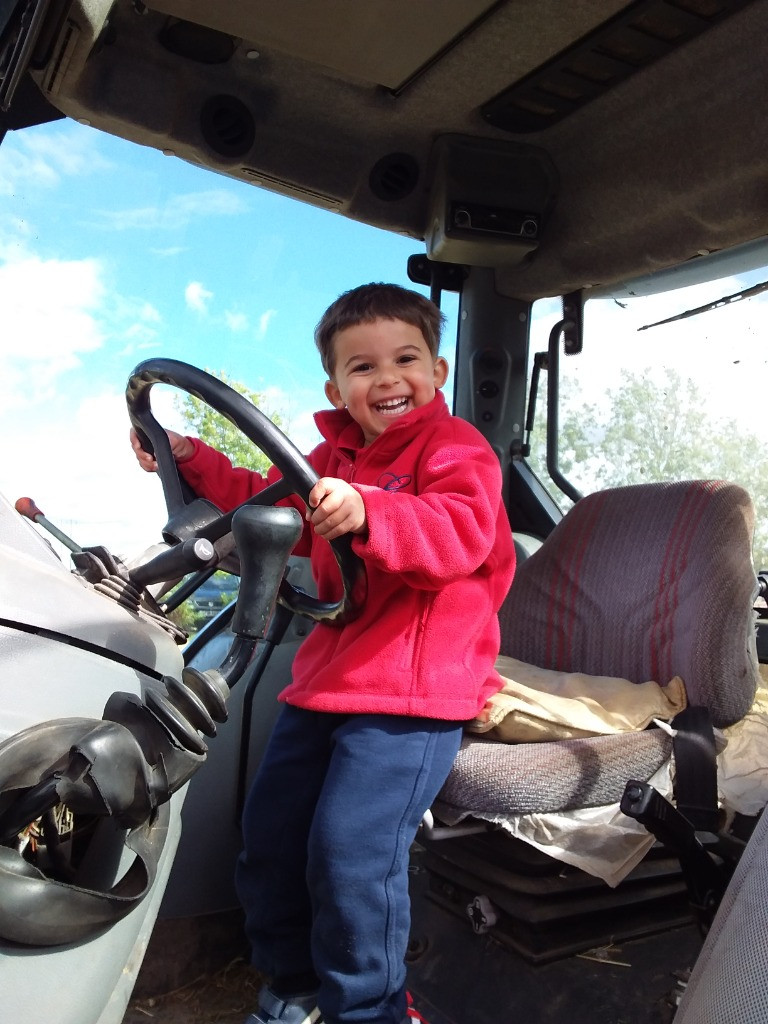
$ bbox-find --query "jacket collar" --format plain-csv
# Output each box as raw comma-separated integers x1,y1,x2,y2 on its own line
314,390,449,460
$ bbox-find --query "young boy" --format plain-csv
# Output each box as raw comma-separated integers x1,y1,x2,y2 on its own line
131,283,516,1024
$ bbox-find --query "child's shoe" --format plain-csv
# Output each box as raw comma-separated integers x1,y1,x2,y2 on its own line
405,990,430,1024
245,985,322,1024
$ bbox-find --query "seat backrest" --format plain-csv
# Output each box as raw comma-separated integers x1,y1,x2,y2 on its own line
499,480,759,727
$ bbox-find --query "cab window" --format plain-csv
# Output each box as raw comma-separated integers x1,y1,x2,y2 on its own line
527,266,768,569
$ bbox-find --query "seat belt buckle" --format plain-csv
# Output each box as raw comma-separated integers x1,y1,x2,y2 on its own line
621,779,727,930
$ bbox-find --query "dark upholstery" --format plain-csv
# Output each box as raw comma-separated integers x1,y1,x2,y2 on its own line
675,805,768,1023
436,480,760,823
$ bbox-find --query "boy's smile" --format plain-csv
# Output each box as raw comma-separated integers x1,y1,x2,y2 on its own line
325,318,448,446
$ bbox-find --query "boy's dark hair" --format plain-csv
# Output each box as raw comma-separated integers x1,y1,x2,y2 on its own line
315,282,446,376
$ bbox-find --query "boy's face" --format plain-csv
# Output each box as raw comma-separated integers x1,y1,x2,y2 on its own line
324,317,449,446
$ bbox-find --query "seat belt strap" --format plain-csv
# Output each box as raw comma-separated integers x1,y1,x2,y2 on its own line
672,705,719,833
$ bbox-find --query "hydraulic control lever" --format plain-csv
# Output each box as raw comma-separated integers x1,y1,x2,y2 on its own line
171,504,304,742
14,495,83,553
128,536,218,589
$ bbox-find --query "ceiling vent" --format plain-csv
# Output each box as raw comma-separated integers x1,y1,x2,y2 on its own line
369,152,420,201
200,95,255,159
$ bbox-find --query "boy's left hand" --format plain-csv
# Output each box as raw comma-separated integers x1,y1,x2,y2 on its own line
307,477,367,541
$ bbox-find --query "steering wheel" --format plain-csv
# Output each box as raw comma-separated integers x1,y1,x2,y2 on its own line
126,358,366,626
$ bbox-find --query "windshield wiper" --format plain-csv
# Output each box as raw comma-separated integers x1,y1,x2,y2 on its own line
638,277,768,331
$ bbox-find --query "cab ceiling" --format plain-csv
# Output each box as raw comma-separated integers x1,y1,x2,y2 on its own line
18,0,768,300
145,0,501,90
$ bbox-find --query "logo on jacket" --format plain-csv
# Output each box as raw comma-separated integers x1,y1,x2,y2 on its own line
378,472,412,492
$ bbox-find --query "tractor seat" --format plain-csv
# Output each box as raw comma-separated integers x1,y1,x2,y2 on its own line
432,480,761,867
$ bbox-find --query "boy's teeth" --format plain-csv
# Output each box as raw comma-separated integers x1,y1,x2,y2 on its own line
376,398,408,412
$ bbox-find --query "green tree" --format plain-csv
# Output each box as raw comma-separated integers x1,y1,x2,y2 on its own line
528,367,768,569
175,369,285,475
172,370,282,635
591,368,726,486
167,597,198,633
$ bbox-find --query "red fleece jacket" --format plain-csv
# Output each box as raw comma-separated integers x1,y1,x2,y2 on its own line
178,391,516,719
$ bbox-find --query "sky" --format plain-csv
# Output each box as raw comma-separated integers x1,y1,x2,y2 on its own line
0,118,456,558
1,116,765,561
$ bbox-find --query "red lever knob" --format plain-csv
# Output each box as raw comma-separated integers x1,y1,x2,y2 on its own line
15,496,44,521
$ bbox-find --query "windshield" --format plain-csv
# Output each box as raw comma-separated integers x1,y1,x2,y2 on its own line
0,120,457,561
527,267,768,569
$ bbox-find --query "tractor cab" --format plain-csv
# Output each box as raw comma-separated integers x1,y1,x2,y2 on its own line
1,2,767,1023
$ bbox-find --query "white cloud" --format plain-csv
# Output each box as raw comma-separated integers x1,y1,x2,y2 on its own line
257,308,277,338
150,245,187,257
138,302,162,323
93,190,247,231
0,125,110,196
185,281,213,314
0,247,188,558
0,255,105,407
225,310,248,332
0,388,181,560
121,321,159,348
114,298,163,354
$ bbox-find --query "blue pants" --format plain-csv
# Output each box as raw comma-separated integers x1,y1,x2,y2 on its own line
235,705,463,1024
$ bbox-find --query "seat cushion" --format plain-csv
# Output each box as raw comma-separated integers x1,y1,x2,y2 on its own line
435,728,673,818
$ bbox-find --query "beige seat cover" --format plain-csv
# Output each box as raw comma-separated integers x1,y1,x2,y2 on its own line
467,656,687,743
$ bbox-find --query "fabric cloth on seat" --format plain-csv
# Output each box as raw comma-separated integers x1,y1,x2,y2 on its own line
466,655,687,742
718,667,768,817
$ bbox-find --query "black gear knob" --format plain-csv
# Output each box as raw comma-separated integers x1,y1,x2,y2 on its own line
231,504,303,640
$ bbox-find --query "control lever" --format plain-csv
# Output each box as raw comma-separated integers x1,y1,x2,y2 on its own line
14,496,83,553
230,504,303,640
129,537,217,589
63,508,302,806
177,504,304,712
